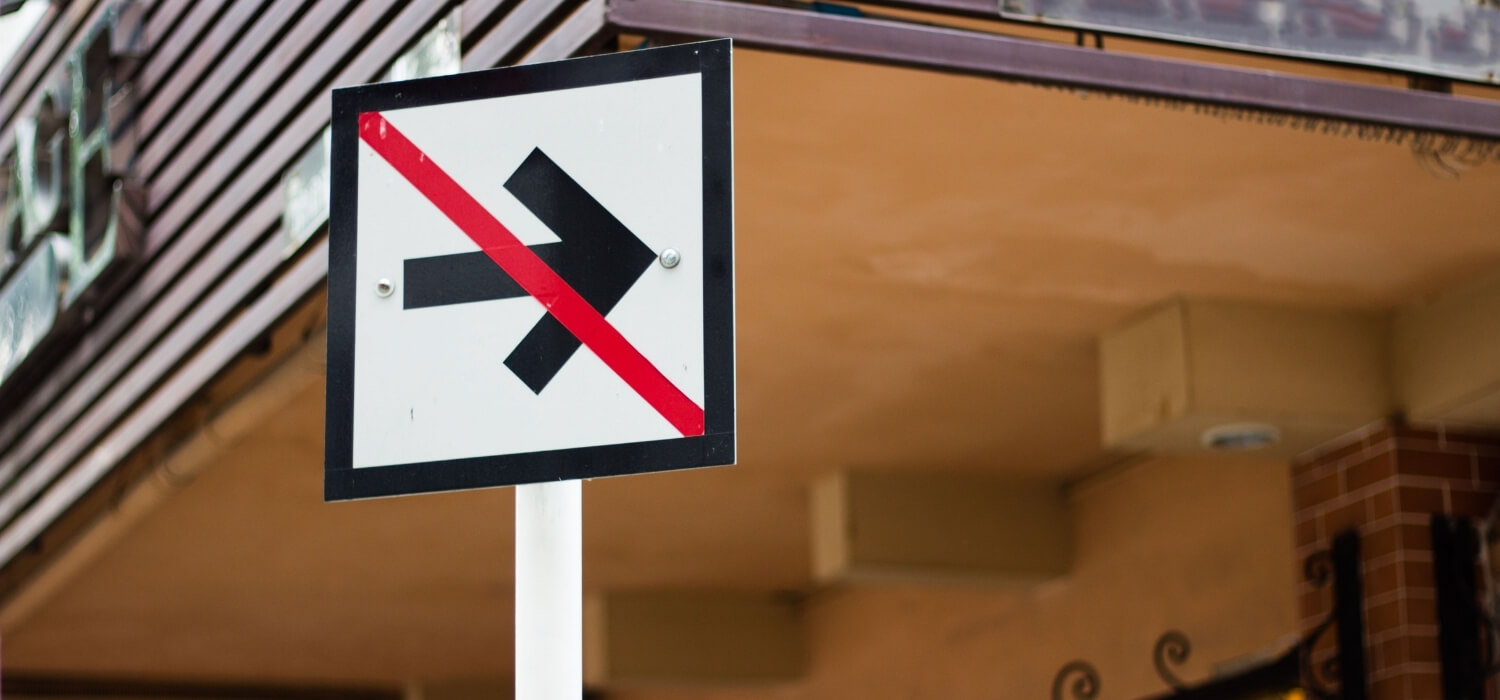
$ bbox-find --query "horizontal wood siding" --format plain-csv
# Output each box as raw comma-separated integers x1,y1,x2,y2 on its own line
0,0,595,585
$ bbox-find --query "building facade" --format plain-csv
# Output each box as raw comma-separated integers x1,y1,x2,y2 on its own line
0,0,1496,698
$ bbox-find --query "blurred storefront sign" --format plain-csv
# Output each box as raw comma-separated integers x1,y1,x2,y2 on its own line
280,10,462,258
0,2,144,390
1000,0,1500,83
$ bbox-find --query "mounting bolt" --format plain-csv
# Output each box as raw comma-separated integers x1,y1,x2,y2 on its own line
376,278,394,297
659,248,681,269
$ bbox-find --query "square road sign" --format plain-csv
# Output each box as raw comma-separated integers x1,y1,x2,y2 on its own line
325,40,734,501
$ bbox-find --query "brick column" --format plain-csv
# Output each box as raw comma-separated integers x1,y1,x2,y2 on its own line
1292,420,1499,700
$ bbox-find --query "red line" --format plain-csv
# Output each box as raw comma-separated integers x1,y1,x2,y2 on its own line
358,112,705,437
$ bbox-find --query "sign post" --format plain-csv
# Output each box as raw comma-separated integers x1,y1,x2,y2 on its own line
326,40,734,697
515,480,582,699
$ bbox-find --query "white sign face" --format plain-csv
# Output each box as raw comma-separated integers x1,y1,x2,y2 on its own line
326,41,734,501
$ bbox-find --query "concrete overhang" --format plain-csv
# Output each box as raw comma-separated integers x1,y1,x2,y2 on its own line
812,470,1071,585
1099,297,1392,458
1395,269,1500,429
1100,277,1500,457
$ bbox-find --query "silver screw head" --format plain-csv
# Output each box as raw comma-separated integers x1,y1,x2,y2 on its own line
376,278,394,297
659,248,682,269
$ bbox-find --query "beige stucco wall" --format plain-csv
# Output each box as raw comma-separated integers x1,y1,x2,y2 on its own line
609,454,1300,699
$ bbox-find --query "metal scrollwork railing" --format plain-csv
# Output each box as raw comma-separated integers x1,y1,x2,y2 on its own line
1049,529,1366,700
1152,630,1191,690
1296,549,1341,700
1431,514,1494,699
1052,661,1101,700
1481,610,1499,680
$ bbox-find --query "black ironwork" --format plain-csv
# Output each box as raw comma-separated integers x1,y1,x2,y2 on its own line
1432,515,1484,700
1153,631,1191,690
1486,611,1500,681
1328,531,1368,700
1052,661,1101,700
1295,550,1342,700
1140,646,1300,700
1052,529,1367,699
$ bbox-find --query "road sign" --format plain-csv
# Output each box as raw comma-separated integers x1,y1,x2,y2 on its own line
325,40,734,501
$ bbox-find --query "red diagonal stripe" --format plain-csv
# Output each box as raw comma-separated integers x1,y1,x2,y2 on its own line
359,111,705,437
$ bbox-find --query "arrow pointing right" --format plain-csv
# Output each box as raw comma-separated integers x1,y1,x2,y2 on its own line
402,148,657,394
361,112,703,435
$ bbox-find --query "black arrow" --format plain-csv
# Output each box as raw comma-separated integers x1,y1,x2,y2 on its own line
402,148,656,394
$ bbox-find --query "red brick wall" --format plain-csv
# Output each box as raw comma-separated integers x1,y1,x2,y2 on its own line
1292,421,1499,700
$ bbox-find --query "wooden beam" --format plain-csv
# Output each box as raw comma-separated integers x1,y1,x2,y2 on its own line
403,680,606,700
811,470,1071,585
404,680,512,700
1,673,398,699
584,591,803,687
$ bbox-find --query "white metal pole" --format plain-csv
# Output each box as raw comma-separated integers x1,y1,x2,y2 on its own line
515,480,582,700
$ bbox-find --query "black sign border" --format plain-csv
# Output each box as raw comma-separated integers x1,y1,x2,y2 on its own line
325,40,734,501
